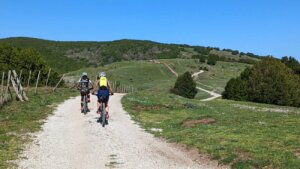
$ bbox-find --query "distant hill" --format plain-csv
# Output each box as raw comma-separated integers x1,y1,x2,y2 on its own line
0,37,262,73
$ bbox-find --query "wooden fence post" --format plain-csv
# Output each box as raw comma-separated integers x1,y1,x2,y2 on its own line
11,70,28,101
27,70,32,88
45,68,51,87
53,74,65,92
0,72,4,104
1,72,4,95
19,70,23,81
5,71,11,96
35,71,41,94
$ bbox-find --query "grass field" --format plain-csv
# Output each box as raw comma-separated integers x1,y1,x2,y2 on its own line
66,61,176,91
66,59,249,97
0,88,77,168
122,91,300,169
66,60,218,100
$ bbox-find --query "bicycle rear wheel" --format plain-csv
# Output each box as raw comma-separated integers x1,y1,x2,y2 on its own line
83,95,87,114
101,102,106,127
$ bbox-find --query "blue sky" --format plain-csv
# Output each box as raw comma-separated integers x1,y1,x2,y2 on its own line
1,0,299,59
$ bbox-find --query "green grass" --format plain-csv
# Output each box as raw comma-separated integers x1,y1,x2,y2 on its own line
67,60,176,91
122,91,300,169
0,88,77,168
66,60,214,100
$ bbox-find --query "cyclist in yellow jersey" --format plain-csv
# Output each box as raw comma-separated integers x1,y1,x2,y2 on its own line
93,72,113,121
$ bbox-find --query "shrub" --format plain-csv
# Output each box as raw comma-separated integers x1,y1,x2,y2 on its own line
207,54,218,65
199,56,206,63
232,50,239,55
171,72,198,99
223,58,300,107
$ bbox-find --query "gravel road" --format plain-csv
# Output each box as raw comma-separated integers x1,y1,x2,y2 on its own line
18,94,223,169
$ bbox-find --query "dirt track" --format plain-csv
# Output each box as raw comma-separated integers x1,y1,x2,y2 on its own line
18,94,223,169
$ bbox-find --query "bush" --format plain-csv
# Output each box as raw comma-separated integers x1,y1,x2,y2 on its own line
171,72,198,99
232,50,239,55
223,58,300,107
222,77,248,101
207,54,218,65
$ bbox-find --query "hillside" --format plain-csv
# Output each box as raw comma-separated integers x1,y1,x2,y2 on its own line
0,37,261,73
65,59,249,100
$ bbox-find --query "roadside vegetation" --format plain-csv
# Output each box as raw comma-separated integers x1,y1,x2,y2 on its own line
0,45,62,86
0,88,77,168
122,89,300,169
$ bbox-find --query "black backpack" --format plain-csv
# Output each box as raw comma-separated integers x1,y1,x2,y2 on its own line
80,76,90,89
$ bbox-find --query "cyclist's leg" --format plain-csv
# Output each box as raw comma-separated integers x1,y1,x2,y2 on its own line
105,101,109,119
105,90,110,118
97,97,102,114
87,90,91,102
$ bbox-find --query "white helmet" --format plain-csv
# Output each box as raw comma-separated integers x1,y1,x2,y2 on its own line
99,72,106,77
82,72,88,76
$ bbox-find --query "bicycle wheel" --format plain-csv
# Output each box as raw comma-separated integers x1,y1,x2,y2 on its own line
83,95,87,114
101,102,106,127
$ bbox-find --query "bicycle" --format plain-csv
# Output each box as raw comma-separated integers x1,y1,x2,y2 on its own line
79,88,92,114
93,93,113,127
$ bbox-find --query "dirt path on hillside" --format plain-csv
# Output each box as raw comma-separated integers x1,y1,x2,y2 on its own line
162,62,178,77
160,62,221,101
192,70,204,78
17,94,223,169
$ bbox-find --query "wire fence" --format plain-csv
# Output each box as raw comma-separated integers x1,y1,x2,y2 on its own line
0,69,65,108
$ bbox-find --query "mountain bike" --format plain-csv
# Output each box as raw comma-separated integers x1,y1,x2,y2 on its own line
79,88,92,114
94,93,113,127
98,96,107,127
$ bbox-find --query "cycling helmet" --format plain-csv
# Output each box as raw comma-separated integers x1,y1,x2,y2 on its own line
99,72,106,77
82,72,88,76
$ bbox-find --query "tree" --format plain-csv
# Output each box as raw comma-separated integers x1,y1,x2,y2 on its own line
222,77,248,101
171,72,198,99
223,57,300,107
207,54,218,65
247,58,300,106
281,56,300,74
199,56,206,63
232,50,239,55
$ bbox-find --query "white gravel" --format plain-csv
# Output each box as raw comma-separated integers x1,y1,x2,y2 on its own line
18,94,223,169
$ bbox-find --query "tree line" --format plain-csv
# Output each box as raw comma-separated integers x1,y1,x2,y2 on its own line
0,45,62,86
192,54,257,65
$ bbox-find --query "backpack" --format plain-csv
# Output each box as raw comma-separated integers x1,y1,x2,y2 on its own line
80,77,90,89
99,77,108,88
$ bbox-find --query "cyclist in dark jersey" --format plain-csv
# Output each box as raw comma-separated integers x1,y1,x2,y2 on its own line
77,72,93,112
